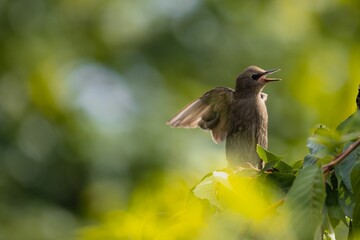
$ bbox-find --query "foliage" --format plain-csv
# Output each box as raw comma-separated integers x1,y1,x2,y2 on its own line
80,107,360,239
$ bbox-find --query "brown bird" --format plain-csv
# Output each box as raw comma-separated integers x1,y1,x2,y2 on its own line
167,66,281,169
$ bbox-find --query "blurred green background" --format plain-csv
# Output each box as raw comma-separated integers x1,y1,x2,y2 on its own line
0,0,359,239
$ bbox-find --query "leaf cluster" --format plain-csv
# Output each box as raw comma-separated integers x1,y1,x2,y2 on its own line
192,110,360,239
80,103,360,240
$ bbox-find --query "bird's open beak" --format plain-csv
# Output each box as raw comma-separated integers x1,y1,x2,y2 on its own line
261,69,281,82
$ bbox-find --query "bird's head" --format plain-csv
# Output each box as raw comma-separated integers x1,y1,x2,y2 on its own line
235,66,281,95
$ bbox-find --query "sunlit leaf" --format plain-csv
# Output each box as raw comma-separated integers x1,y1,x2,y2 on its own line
323,214,336,240
291,159,303,169
337,110,360,134
307,125,342,159
256,144,282,163
192,173,221,209
340,132,360,143
256,145,292,173
307,125,333,154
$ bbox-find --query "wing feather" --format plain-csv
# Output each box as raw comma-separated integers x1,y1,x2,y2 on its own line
167,99,211,128
167,87,234,143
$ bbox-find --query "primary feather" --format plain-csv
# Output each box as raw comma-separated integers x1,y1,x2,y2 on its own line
167,87,234,143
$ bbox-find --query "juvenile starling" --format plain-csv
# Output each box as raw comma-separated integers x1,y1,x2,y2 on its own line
167,66,280,169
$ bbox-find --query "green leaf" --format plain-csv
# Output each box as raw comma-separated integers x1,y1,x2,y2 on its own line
264,160,294,173
325,181,346,228
351,162,360,236
263,161,277,171
284,165,326,240
306,125,342,160
352,162,360,200
338,182,354,219
340,132,360,143
335,141,360,192
192,173,221,209
275,160,293,173
322,214,336,240
307,125,333,154
267,172,295,193
257,145,291,172
303,154,318,167
337,110,360,134
256,144,282,163
292,160,303,169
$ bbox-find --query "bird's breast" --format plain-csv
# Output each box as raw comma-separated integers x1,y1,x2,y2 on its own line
230,98,267,130
228,96,268,138
225,95,268,167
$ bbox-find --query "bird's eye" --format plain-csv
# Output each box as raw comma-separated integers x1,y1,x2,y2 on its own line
251,74,261,80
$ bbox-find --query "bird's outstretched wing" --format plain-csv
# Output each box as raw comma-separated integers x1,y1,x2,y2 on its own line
167,87,234,143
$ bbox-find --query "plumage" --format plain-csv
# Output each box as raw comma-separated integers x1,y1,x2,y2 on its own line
167,66,280,169
167,87,234,143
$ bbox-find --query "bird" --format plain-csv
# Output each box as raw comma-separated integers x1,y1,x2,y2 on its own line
167,66,281,169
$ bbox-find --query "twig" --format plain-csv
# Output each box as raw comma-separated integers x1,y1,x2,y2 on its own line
322,138,360,174
265,198,285,212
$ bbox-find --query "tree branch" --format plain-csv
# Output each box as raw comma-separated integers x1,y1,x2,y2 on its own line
322,138,360,174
